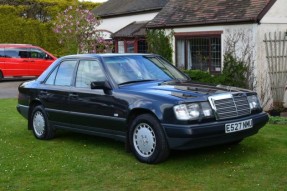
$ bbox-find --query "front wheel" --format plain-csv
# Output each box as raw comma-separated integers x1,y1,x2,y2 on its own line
30,105,55,140
129,114,170,164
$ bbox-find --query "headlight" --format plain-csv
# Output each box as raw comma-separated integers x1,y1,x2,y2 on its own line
247,95,261,110
173,102,214,121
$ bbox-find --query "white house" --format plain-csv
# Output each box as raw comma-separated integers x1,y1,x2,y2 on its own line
147,0,287,109
94,0,287,109
93,0,168,53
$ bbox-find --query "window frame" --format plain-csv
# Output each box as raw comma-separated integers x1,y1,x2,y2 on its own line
44,59,78,86
115,38,147,53
75,59,106,89
175,31,223,74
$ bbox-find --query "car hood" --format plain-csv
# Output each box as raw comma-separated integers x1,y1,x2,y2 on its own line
120,80,252,100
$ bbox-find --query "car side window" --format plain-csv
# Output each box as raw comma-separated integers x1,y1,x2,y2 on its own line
75,60,105,88
30,48,47,59
45,60,77,86
18,49,30,58
45,67,58,85
0,48,4,57
5,48,20,58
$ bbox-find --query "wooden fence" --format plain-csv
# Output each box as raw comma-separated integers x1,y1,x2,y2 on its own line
264,31,287,104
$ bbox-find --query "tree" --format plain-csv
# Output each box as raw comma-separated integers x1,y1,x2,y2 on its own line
53,5,111,54
146,29,173,62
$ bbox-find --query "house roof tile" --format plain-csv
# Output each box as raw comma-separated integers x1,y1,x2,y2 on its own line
93,0,169,17
112,21,148,38
147,0,276,28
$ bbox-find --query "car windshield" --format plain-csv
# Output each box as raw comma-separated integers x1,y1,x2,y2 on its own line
102,55,188,85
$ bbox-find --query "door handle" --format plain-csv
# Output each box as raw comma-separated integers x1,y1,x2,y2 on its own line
69,93,79,98
40,90,49,96
22,60,35,62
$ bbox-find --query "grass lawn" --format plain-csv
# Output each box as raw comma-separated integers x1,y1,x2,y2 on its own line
0,99,286,191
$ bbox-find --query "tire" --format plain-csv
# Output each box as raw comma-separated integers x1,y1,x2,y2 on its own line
0,71,3,80
30,105,55,140
129,114,170,164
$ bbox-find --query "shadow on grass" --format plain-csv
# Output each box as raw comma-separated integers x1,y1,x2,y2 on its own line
50,130,260,164
167,139,260,166
53,130,125,150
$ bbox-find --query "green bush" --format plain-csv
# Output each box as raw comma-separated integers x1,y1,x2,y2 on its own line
221,53,248,88
183,53,249,88
0,1,101,57
268,116,287,125
183,70,217,84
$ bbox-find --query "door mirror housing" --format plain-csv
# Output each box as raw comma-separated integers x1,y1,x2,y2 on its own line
45,53,52,60
91,80,112,90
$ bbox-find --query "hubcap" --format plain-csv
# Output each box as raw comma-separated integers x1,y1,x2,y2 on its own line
133,123,156,157
33,111,45,137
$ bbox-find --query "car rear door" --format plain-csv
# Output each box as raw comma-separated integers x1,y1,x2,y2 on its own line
38,59,78,124
2,47,30,77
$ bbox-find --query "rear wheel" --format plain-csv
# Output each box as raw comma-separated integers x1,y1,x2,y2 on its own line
129,114,170,164
30,105,55,140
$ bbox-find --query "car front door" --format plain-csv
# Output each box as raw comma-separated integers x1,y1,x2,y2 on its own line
68,59,127,135
28,48,55,76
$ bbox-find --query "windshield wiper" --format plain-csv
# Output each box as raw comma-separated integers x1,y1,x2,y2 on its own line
118,79,156,86
159,79,189,85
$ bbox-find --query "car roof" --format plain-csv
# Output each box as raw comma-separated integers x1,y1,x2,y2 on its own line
60,53,156,59
0,44,35,48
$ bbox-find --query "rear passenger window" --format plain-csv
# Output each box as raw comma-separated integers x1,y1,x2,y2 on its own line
45,67,58,85
4,48,29,58
0,48,4,57
54,60,77,86
5,48,19,58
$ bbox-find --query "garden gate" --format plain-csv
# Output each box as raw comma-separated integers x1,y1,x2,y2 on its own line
264,31,287,104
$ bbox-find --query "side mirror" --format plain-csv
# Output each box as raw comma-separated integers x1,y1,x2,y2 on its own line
91,80,112,90
45,54,51,60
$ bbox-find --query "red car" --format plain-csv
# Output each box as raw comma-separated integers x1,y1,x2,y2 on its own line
0,44,57,80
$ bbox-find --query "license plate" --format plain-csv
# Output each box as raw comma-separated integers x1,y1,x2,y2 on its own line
225,119,253,133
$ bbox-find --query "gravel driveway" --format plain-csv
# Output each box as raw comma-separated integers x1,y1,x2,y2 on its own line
0,80,27,98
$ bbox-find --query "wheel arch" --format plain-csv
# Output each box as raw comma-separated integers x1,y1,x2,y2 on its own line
126,108,160,128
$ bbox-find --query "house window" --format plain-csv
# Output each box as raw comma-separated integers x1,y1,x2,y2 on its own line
115,39,148,53
118,41,125,53
176,32,222,73
138,40,147,53
126,41,135,53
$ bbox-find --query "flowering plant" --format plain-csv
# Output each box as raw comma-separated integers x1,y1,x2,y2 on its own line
53,6,112,54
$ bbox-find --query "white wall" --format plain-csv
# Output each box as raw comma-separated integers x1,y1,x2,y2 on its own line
254,0,287,108
261,0,287,24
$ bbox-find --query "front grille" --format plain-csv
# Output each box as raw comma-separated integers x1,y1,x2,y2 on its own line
210,94,251,120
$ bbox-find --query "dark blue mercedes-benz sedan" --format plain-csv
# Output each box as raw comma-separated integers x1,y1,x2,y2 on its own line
17,54,269,164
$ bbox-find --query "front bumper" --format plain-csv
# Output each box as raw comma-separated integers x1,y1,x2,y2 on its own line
162,112,269,150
